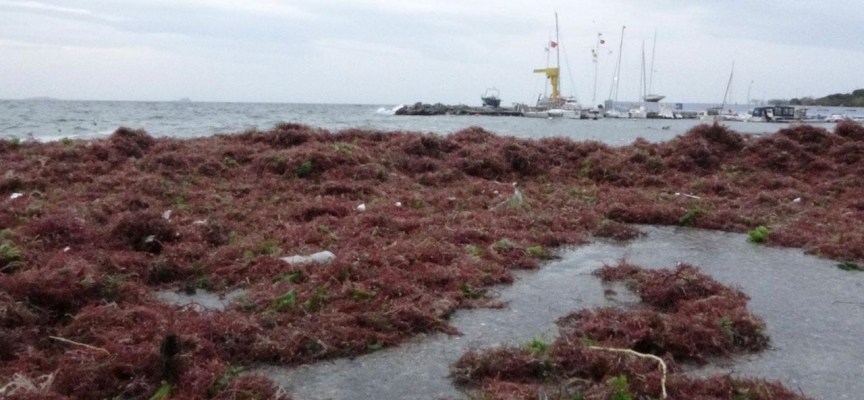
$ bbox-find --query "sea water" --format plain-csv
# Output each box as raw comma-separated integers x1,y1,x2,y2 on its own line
253,226,864,400
0,100,832,146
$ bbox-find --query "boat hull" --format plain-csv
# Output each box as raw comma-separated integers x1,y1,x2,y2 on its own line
523,109,567,118
481,97,501,108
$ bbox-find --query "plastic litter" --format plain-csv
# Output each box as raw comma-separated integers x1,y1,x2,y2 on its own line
357,204,366,212
162,210,172,220
280,251,336,265
9,193,22,200
674,192,701,200
395,202,402,207
792,197,802,203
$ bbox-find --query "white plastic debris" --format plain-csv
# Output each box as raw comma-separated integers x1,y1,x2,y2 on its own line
448,197,456,201
63,247,70,252
357,203,366,212
162,210,172,220
395,202,402,207
793,197,802,203
674,192,701,200
192,219,208,225
280,251,336,265
9,193,22,200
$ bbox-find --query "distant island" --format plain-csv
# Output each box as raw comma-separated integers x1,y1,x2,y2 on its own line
177,97,192,103
788,89,864,107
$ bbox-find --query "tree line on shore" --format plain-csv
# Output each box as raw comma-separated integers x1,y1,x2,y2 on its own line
771,89,864,107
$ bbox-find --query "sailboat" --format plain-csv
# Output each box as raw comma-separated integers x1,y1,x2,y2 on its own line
643,30,666,103
522,13,580,119
699,62,735,122
604,26,627,119
581,32,605,119
626,41,650,119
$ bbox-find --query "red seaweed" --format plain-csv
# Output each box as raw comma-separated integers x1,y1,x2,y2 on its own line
0,123,857,398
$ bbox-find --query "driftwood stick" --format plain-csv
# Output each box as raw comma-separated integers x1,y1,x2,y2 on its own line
588,346,668,399
49,336,110,355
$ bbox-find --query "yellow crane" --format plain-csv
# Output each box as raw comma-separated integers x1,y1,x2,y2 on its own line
533,67,560,101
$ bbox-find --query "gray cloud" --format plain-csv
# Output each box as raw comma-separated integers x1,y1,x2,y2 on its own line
1,0,862,104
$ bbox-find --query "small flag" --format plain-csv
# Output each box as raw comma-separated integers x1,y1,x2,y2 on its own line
600,39,605,44
550,41,558,48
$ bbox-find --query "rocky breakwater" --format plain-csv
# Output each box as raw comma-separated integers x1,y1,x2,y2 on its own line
395,102,521,116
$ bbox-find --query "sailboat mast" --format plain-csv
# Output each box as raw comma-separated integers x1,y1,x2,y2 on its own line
641,41,647,101
721,61,735,109
648,29,657,94
555,12,560,73
592,33,600,105
614,25,625,104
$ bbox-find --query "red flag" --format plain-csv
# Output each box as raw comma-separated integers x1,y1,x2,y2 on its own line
600,39,605,44
550,41,558,48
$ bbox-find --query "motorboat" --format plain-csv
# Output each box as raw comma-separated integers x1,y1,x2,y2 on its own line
523,109,566,118
628,106,648,119
481,88,501,108
605,108,627,119
746,106,807,122
698,107,724,122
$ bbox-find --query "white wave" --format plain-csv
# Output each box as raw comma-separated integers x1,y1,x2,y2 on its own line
375,105,405,115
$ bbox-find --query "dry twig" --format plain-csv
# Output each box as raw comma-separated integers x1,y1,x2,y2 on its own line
587,346,668,399
49,336,111,355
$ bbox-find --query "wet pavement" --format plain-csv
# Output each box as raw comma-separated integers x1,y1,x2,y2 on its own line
251,226,864,399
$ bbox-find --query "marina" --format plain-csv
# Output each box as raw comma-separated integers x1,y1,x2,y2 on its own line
394,100,864,123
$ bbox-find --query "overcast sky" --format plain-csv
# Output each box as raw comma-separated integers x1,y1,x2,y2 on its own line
1,0,862,105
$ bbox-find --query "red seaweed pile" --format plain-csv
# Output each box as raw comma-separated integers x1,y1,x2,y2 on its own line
450,262,809,400
1,121,861,398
